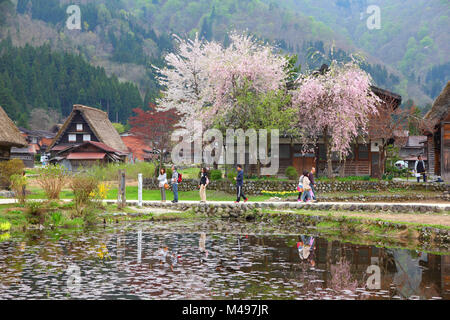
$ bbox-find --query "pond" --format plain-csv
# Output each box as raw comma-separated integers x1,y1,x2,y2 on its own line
0,219,448,300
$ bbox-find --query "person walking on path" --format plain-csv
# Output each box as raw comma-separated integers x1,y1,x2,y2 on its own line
171,165,179,203
300,170,312,203
234,165,248,203
297,174,304,202
199,167,209,203
157,168,167,203
414,155,427,183
308,167,317,201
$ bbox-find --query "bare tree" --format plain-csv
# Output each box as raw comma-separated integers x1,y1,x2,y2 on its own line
368,96,410,177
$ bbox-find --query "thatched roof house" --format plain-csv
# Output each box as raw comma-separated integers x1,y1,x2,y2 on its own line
0,106,27,161
48,105,128,154
423,81,450,181
424,81,450,131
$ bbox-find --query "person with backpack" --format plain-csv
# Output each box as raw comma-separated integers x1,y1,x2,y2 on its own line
199,167,209,203
171,165,181,203
234,164,248,203
414,155,427,183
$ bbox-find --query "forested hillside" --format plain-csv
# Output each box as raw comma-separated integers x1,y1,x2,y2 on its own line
0,37,142,127
0,0,448,125
278,0,450,102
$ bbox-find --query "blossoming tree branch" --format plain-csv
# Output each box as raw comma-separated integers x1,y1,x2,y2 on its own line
153,31,381,177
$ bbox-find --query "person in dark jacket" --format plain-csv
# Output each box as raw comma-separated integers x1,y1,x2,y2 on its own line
414,155,427,183
198,167,209,203
307,167,317,201
234,165,248,203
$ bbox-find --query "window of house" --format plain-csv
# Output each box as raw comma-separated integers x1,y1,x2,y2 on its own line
76,124,83,131
358,144,369,160
318,144,326,160
68,134,77,142
279,144,291,159
83,134,91,142
31,137,38,144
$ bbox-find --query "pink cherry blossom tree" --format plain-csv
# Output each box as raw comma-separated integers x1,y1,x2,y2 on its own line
292,62,381,177
205,32,289,126
154,32,289,130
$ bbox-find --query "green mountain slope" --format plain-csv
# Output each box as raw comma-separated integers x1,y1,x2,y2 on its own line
276,0,450,102
0,0,448,124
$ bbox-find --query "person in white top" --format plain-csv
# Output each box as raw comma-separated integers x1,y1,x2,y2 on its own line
157,168,168,202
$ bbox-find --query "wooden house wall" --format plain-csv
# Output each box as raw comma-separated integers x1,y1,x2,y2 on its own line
9,153,34,168
0,146,10,161
442,118,450,181
317,143,371,177
69,159,107,172
427,135,436,175
245,143,372,177
57,111,99,147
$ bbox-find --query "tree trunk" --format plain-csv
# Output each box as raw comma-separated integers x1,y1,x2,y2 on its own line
379,144,386,177
340,158,346,177
324,127,333,178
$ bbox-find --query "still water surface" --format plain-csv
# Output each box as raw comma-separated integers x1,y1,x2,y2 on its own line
0,220,448,300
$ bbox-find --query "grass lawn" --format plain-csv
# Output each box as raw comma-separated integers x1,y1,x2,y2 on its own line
23,185,443,202
26,186,273,202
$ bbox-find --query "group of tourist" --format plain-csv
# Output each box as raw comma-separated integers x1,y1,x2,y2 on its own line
297,167,317,203
156,164,318,204
157,165,181,204
158,166,210,204
155,156,433,204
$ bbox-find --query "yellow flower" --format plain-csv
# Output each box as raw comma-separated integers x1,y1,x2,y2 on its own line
0,233,10,242
0,221,11,232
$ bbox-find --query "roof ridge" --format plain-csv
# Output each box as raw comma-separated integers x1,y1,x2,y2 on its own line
73,104,108,116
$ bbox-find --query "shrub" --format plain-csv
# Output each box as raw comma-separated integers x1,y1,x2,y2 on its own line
37,165,69,200
25,201,46,225
50,212,63,226
210,169,223,181
90,182,110,202
0,159,25,188
227,170,237,185
0,220,11,232
285,166,298,180
81,203,98,226
86,162,156,181
10,174,27,205
70,175,99,217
